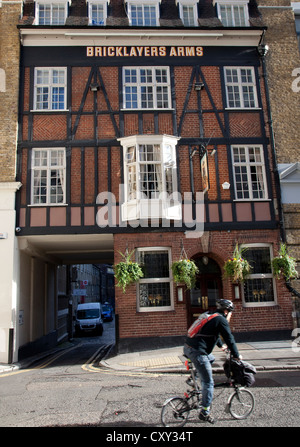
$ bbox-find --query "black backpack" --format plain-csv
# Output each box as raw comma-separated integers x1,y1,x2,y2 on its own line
223,358,256,387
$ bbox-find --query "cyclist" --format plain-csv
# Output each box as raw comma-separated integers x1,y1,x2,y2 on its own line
184,299,241,424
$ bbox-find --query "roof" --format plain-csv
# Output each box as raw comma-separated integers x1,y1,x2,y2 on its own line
19,0,265,28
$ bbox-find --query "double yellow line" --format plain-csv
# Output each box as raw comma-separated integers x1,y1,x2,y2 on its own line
0,343,82,378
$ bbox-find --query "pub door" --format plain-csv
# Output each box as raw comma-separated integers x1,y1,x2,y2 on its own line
187,257,223,328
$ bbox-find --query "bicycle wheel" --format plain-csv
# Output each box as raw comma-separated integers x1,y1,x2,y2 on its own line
228,388,255,420
161,397,190,427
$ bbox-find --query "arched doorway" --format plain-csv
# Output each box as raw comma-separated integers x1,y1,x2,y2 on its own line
187,255,223,327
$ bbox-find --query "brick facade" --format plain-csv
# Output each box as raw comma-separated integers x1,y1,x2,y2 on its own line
12,0,295,357
0,1,20,181
258,1,300,309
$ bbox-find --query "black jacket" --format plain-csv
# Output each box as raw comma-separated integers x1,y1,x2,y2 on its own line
185,311,239,358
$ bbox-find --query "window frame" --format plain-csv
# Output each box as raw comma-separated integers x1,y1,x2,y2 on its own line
215,0,249,27
126,0,160,26
231,145,268,201
119,134,181,221
33,67,67,112
31,147,66,206
240,243,277,308
177,0,198,27
122,66,172,110
35,0,69,25
224,66,258,109
136,247,174,312
87,0,109,25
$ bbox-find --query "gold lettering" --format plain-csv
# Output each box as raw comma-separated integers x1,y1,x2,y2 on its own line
123,47,129,56
185,47,195,57
87,47,94,57
159,46,166,56
116,47,123,57
130,47,137,57
137,47,144,56
177,47,185,56
196,46,204,56
108,47,115,56
144,47,150,56
95,47,102,56
169,47,177,57
151,47,158,57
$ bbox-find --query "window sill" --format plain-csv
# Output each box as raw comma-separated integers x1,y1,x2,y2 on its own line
225,107,261,111
30,109,69,113
233,199,271,202
28,203,68,207
243,302,277,308
121,199,182,221
121,108,174,112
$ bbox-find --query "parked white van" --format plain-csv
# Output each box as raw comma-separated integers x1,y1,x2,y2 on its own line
75,302,103,336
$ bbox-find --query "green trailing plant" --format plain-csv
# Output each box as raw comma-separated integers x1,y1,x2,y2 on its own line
113,250,144,293
272,243,298,281
223,244,252,283
171,259,199,289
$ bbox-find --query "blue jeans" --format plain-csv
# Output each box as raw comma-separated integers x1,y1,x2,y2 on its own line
184,345,215,414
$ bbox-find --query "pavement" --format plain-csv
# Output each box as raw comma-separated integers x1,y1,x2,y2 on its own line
99,339,300,374
1,339,300,375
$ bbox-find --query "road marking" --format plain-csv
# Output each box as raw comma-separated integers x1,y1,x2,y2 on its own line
0,343,82,378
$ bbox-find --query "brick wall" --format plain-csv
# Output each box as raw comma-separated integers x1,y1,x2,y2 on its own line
114,229,293,340
0,2,21,182
258,0,300,301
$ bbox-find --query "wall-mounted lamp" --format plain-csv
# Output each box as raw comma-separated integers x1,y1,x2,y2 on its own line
210,148,216,157
90,82,100,92
222,182,230,190
194,82,204,91
257,44,269,58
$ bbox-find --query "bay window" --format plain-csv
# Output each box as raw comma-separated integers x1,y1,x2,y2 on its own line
119,135,181,221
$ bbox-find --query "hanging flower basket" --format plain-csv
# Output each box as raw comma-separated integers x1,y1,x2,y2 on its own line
171,259,199,290
272,243,298,281
223,244,252,283
113,250,144,293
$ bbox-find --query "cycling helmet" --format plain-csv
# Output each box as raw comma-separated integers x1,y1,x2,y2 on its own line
216,299,234,312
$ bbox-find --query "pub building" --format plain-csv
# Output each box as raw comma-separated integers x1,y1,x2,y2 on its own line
15,0,293,356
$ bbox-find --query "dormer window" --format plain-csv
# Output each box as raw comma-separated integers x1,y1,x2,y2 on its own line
214,1,249,27
88,0,109,25
35,0,70,25
177,0,198,27
126,0,160,26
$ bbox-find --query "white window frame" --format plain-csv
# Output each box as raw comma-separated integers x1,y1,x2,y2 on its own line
177,0,198,26
224,66,258,109
231,145,268,201
88,0,109,25
33,67,67,111
125,0,160,26
136,247,174,312
215,0,249,27
123,66,172,110
31,148,66,206
119,134,181,221
35,0,70,25
241,243,277,308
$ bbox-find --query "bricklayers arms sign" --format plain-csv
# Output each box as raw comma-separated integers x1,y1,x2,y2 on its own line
86,46,204,58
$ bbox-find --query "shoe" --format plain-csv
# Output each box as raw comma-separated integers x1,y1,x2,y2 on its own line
186,376,194,387
199,411,215,424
